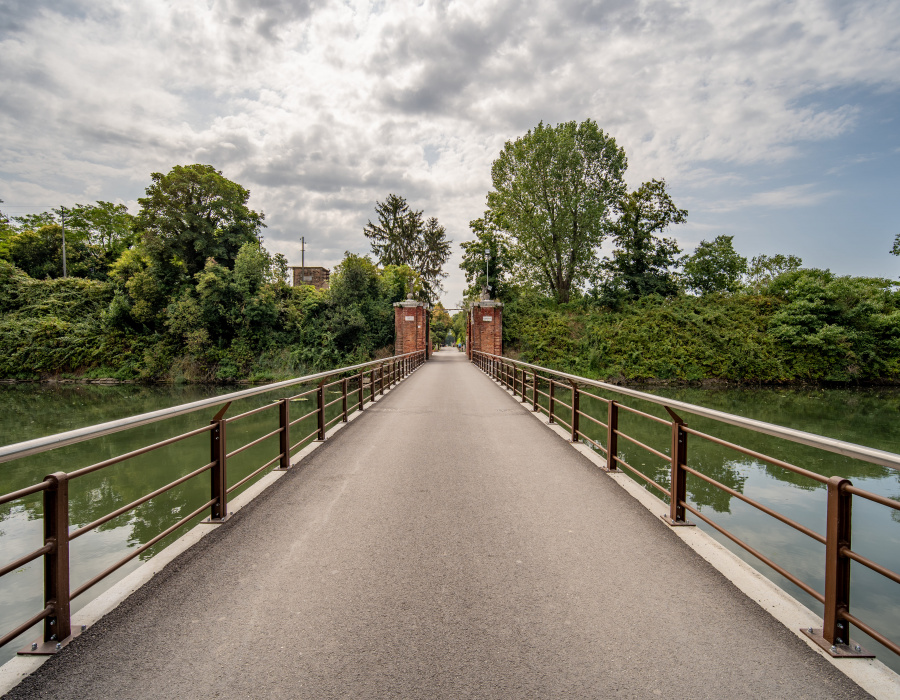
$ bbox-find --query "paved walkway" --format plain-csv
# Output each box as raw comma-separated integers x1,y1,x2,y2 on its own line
7,352,870,698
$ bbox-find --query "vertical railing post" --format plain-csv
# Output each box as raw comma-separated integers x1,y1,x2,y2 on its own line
512,366,517,395
664,409,690,525
43,472,71,646
606,401,619,471
358,370,365,411
278,398,290,470
548,380,555,424
532,371,539,412
823,476,853,647
209,417,228,520
342,378,349,422
316,380,326,440
379,364,385,395
570,381,579,442
520,367,527,403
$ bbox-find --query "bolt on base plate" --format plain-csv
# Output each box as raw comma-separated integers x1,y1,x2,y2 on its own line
201,513,233,524
800,628,875,658
660,515,696,527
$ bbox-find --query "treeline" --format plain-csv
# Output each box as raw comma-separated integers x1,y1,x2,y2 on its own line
460,119,900,384
0,166,418,381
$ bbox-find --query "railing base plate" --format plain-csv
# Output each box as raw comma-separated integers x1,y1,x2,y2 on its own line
19,625,85,655
201,514,233,524
660,515,696,527
801,628,875,658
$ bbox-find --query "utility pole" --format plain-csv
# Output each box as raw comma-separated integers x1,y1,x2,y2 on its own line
61,206,67,278
300,236,305,286
484,250,490,297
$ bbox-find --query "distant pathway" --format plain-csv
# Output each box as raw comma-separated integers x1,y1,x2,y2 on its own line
7,352,870,698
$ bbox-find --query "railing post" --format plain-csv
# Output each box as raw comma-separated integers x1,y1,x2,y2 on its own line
379,364,385,395
823,476,853,647
532,371,539,412
316,380,326,440
606,401,619,471
342,378,349,422
512,366,517,394
663,409,692,526
358,371,365,411
369,368,376,403
548,380,555,424
43,472,71,647
209,418,228,521
520,367,527,403
570,381,579,442
278,398,290,470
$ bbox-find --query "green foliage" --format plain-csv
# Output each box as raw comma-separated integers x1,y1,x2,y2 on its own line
890,233,900,257
363,194,451,303
486,119,627,304
460,213,515,302
600,179,686,303
745,253,803,293
682,235,747,296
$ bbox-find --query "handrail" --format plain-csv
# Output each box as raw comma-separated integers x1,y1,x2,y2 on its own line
0,352,423,465
474,352,900,471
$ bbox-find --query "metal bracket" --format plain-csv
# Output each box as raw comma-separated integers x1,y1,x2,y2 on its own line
19,623,86,656
800,628,875,658
201,513,233,524
660,515,696,527
212,402,232,422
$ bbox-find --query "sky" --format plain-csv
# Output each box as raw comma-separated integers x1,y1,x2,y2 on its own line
1,0,898,306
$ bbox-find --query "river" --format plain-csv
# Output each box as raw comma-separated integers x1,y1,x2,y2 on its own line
1,381,899,673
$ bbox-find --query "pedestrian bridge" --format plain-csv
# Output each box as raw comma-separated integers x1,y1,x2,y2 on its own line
0,351,898,697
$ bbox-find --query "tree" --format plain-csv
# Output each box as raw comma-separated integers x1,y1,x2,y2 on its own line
64,201,136,255
363,194,451,303
460,213,514,301
0,200,13,259
486,119,627,304
745,253,803,292
891,233,899,257
430,303,452,346
135,164,265,286
682,235,747,295
601,179,686,301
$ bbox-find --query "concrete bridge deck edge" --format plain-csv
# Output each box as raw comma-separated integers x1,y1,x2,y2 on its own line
481,369,900,699
0,367,419,697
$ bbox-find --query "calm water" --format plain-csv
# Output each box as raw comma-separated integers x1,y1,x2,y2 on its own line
0,380,353,666
1,382,900,672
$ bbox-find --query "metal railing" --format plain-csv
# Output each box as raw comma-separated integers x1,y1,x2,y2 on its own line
0,350,426,655
473,350,900,661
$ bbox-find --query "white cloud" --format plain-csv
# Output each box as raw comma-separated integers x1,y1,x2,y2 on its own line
1,0,899,302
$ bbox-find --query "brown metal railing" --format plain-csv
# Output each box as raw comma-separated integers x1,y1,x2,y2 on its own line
473,350,900,660
0,350,426,655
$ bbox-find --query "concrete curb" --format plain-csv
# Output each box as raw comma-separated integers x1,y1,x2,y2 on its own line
0,370,417,697
489,375,900,699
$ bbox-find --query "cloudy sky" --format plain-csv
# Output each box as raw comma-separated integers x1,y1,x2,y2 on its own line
1,0,898,305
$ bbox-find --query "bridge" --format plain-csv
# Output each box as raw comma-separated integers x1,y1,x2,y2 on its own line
1,341,899,695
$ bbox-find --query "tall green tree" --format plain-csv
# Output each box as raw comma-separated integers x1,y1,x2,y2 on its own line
601,179,686,301
486,119,627,303
682,235,747,295
891,233,900,257
363,194,451,303
135,164,265,286
64,201,135,254
460,213,514,301
745,253,803,293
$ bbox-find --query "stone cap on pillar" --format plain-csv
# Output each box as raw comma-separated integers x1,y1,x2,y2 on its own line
394,293,430,309
468,299,502,309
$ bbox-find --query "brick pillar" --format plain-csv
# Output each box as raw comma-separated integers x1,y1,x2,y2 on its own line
468,300,502,358
394,295,429,357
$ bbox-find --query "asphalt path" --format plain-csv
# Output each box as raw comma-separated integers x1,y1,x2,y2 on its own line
6,351,871,698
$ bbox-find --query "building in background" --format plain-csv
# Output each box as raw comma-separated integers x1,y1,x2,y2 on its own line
290,266,330,289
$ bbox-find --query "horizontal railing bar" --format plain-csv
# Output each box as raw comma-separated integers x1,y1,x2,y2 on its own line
613,455,671,496
324,396,343,409
616,402,671,426
616,430,670,464
0,352,423,465
0,543,54,579
535,389,550,400
324,413,343,429
553,399,573,412
0,605,53,650
681,464,827,544
579,389,610,404
225,427,282,460
0,480,50,507
682,426,829,485
844,484,900,511
841,546,900,586
289,409,319,427
840,610,900,658
71,498,217,601
288,388,317,401
227,454,283,495
553,416,572,431
576,410,607,430
474,353,900,470
576,430,607,455
70,462,215,540
67,424,216,480
323,379,343,389
680,501,825,603
291,428,320,453
229,401,279,423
